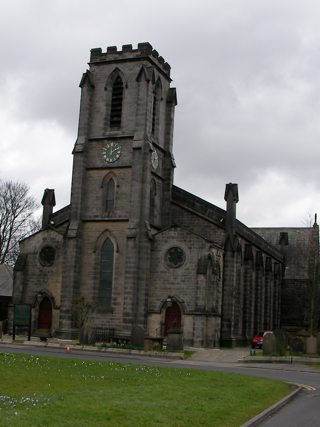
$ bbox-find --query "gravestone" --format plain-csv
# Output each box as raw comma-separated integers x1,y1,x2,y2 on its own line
274,329,287,356
306,336,317,355
167,328,183,351
262,333,276,355
131,325,144,348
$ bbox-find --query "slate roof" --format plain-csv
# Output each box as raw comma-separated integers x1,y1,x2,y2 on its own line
252,227,314,280
50,204,71,227
0,264,13,296
172,186,283,262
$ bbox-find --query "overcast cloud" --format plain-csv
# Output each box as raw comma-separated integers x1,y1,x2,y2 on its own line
1,0,320,226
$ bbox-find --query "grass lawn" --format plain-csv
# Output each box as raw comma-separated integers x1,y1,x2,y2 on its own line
0,352,291,427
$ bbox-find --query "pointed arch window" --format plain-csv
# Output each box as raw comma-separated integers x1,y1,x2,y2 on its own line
106,178,115,212
99,238,114,307
150,179,157,224
110,76,123,128
152,92,159,135
151,79,162,137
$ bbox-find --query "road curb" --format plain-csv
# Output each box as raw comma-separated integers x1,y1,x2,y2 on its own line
240,355,320,365
241,386,302,427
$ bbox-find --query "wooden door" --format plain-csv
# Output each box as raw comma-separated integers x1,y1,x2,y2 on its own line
164,302,181,336
38,297,52,330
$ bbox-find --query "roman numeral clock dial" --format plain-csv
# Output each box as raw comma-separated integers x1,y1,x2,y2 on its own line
103,142,121,163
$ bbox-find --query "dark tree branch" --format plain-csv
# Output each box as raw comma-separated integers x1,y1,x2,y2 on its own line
0,179,39,266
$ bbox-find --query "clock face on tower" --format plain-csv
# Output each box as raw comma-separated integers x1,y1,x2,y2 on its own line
151,149,159,170
103,142,121,163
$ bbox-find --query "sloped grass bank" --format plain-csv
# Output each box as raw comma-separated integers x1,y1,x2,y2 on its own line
0,352,291,427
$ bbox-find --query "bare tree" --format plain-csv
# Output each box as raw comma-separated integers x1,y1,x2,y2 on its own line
0,179,39,266
73,296,93,344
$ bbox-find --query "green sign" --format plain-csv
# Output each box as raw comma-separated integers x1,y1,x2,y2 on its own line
14,304,31,326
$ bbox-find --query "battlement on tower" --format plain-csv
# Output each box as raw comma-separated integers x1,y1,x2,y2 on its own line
90,42,171,77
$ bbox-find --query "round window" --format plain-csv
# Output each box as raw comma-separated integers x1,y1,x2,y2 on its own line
165,247,185,268
39,246,55,266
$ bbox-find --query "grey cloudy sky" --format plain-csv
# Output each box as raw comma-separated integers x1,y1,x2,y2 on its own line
1,0,320,227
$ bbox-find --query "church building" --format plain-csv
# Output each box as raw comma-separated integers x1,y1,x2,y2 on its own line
12,43,319,347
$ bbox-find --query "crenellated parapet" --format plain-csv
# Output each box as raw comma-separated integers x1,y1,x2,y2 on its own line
90,42,171,78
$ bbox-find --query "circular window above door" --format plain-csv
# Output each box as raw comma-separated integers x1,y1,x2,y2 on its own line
165,247,185,268
39,246,55,266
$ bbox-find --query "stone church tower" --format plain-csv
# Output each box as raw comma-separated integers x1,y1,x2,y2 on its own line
14,42,316,348
58,43,177,341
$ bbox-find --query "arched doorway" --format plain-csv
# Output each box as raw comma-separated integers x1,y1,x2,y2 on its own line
38,297,52,331
164,302,181,336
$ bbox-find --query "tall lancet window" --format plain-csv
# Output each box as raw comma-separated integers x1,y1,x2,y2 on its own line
110,76,123,128
151,78,162,137
152,93,158,135
106,178,115,213
99,238,114,307
150,179,157,224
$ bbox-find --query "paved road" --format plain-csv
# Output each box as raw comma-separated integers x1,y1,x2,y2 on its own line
0,343,319,426
258,391,320,427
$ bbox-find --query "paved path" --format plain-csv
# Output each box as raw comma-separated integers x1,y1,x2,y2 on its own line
187,346,249,363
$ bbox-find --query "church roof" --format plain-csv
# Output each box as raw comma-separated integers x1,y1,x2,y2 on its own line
50,204,71,227
172,185,284,262
172,185,225,225
252,227,316,279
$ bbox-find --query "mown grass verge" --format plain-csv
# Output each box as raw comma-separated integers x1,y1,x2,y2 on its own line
0,352,291,427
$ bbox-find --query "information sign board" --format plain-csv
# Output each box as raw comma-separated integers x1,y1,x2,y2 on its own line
13,304,32,341
14,304,31,326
